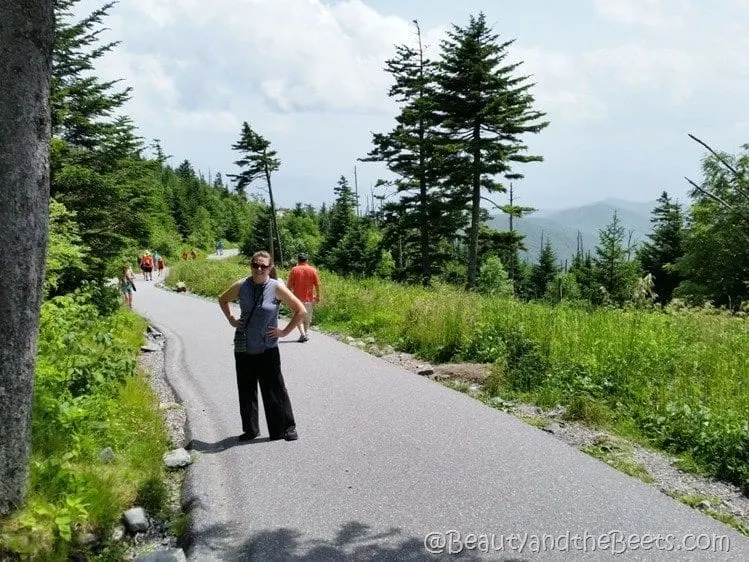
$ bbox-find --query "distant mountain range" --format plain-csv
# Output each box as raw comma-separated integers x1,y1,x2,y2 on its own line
486,198,658,266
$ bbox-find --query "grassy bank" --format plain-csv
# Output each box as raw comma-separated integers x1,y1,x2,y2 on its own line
167,259,749,494
0,288,171,561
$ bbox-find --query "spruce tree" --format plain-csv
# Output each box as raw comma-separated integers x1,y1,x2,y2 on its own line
319,176,357,269
436,12,548,289
637,191,684,304
594,212,637,304
530,241,559,299
362,20,462,285
52,0,133,169
229,122,283,264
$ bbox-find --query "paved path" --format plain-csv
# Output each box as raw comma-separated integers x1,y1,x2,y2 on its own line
133,279,749,561
206,248,240,260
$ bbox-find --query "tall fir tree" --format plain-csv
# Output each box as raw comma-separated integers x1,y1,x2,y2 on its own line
436,12,549,289
229,122,283,263
362,20,462,285
530,240,559,299
594,212,638,304
675,145,749,306
52,0,134,170
637,191,684,304
319,176,357,271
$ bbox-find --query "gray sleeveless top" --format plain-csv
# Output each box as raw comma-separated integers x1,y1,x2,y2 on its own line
233,278,280,354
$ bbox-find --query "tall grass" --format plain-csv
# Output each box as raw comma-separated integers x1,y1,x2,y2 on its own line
169,261,749,492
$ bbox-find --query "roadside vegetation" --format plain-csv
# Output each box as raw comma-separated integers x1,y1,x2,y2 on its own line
0,288,173,560
168,258,749,499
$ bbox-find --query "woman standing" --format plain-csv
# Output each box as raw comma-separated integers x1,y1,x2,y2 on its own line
120,264,136,309
218,251,306,442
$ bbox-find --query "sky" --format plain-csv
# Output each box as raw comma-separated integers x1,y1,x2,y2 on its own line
73,0,749,212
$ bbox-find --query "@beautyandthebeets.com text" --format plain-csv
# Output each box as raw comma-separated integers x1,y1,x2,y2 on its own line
423,529,731,556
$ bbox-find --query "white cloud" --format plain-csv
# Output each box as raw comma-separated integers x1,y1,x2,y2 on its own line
584,42,698,103
593,0,689,29
512,47,608,125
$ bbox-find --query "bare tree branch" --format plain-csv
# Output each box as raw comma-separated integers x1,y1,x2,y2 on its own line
688,133,742,179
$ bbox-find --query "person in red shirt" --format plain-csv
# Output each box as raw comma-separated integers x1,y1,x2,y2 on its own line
286,253,321,342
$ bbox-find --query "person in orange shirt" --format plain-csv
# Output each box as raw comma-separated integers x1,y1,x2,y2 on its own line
286,253,321,343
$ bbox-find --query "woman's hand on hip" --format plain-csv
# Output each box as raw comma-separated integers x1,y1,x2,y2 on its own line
267,326,287,339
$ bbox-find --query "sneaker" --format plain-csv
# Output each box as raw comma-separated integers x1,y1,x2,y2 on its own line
238,431,257,442
283,428,298,441
298,334,309,343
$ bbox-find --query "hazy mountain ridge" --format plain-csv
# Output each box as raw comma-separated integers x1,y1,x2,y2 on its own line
487,198,658,265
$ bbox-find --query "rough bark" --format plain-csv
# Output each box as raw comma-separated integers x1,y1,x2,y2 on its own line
0,0,54,515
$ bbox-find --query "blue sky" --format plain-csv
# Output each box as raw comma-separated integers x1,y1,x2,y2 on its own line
76,0,749,212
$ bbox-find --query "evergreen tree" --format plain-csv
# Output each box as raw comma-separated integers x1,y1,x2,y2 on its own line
530,241,558,299
593,212,637,304
229,121,283,264
569,242,596,302
436,12,548,289
637,191,684,304
499,182,535,281
52,0,133,170
363,20,462,285
675,145,749,306
242,205,274,258
319,176,357,268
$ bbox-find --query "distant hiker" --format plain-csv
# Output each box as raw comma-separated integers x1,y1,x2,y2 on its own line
181,251,188,261
218,250,307,442
140,251,154,280
286,253,321,343
216,239,224,256
157,255,165,277
190,248,197,260
120,264,136,309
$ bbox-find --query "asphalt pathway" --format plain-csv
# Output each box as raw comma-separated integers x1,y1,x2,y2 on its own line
132,275,749,561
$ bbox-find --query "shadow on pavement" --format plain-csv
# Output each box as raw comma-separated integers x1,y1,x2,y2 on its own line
186,436,272,453
182,519,531,561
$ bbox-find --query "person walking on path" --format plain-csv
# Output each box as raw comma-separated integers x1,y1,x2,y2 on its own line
286,253,321,343
216,239,224,256
119,264,136,309
218,251,307,442
156,255,165,278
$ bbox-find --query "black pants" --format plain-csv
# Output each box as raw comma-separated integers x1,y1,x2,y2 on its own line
234,347,296,439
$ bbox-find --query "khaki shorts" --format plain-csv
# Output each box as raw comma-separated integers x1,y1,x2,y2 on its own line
303,302,314,326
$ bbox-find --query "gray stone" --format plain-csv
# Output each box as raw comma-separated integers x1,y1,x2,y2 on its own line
111,524,126,542
140,343,161,352
163,448,191,468
77,532,99,548
123,507,149,533
697,500,712,510
364,337,376,344
99,446,115,463
159,402,182,411
134,548,187,562
543,423,562,435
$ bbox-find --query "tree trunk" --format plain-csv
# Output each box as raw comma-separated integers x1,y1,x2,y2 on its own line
265,167,283,265
0,0,54,515
416,21,431,286
467,124,482,289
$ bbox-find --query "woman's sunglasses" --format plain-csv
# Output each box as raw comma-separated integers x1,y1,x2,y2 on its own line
251,262,271,271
